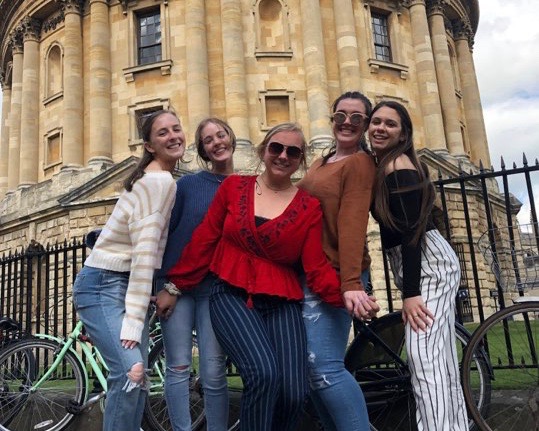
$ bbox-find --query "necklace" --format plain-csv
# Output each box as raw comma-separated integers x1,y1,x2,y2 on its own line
256,175,293,195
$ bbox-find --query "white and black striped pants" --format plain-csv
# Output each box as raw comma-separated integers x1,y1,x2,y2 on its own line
387,229,469,431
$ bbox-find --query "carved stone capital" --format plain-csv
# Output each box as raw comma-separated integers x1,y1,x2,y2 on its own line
42,11,65,33
454,19,474,47
402,0,426,8
9,28,24,54
58,0,85,14
426,0,446,17
21,16,42,42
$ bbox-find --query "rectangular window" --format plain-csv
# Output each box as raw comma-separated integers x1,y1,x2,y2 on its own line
137,9,162,65
371,13,392,62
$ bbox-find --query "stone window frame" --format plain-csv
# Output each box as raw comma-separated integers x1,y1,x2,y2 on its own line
43,127,63,170
127,98,171,148
364,2,409,79
43,42,64,105
253,0,293,59
258,90,296,131
122,0,173,82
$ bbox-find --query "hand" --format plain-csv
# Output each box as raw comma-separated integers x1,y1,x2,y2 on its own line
343,290,380,320
155,289,178,320
402,296,434,333
121,339,139,350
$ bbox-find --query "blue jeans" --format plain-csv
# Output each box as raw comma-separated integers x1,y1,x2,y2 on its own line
73,266,149,431
302,271,370,431
210,280,308,431
158,275,229,431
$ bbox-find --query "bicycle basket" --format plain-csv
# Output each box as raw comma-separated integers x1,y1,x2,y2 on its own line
477,223,539,293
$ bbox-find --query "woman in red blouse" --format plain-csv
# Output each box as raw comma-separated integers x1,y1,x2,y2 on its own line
167,122,343,431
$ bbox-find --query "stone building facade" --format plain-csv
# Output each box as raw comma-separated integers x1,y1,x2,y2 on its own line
0,0,498,311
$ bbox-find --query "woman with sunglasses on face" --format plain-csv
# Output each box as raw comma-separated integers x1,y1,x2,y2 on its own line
298,91,379,431
73,110,184,431
369,100,468,430
154,118,235,431
166,123,344,431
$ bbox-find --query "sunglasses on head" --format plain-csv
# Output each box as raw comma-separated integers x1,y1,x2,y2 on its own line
267,142,303,160
331,111,368,126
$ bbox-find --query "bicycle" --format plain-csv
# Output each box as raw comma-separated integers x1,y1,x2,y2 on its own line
344,310,492,431
460,224,539,431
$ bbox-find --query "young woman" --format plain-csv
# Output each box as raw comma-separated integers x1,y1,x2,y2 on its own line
154,118,236,431
166,123,343,431
368,100,468,430
73,110,185,431
298,91,379,431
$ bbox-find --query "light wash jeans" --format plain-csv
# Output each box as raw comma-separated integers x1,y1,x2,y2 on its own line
73,266,149,431
301,270,371,431
158,275,229,431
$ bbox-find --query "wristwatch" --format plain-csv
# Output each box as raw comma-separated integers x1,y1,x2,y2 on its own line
163,281,181,296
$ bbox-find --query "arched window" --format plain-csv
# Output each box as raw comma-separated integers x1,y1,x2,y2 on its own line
254,0,292,58
45,44,63,101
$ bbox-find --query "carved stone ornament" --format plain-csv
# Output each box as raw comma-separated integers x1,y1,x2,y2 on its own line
9,28,24,53
427,0,446,16
21,16,42,41
57,0,85,14
42,11,66,33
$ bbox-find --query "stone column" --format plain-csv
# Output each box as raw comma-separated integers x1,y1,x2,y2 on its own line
455,23,490,167
0,72,11,196
186,0,210,133
88,0,113,166
333,0,361,91
220,0,250,146
19,17,41,188
7,30,23,192
427,0,465,156
407,0,446,151
61,0,84,169
300,0,332,147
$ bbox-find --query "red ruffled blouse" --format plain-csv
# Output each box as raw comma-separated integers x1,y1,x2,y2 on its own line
167,175,343,307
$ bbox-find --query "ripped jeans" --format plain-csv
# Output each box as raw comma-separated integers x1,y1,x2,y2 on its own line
73,266,149,431
302,280,370,431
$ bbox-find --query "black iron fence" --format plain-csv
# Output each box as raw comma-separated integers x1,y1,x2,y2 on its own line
1,156,538,339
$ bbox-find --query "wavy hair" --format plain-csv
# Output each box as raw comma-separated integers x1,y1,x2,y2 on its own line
370,100,435,245
194,117,237,169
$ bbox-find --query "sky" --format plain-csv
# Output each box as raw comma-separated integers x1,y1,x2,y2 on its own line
0,0,538,220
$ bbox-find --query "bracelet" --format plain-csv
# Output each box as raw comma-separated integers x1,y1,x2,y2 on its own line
163,281,182,296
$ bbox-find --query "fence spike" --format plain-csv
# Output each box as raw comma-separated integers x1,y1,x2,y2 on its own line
437,167,442,180
536,158,539,166
522,153,528,167
500,156,506,170
513,162,517,169
479,160,485,172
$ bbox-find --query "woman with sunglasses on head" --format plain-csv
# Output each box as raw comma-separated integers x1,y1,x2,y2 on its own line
298,91,379,431
154,118,235,431
166,123,344,431
73,110,185,431
368,100,468,430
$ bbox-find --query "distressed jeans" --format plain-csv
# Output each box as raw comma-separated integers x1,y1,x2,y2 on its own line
157,275,229,431
73,265,149,431
302,272,370,431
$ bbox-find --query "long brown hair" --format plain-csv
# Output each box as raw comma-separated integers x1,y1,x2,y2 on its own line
123,110,179,191
194,117,237,169
371,100,434,245
321,91,373,165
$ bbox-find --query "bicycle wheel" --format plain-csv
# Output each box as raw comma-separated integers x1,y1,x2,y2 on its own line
144,338,205,431
0,338,87,431
345,312,491,431
461,301,539,431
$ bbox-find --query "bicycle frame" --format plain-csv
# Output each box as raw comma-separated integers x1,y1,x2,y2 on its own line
33,321,108,403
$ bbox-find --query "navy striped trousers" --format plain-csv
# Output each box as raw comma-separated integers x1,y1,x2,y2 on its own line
387,229,469,431
209,280,308,431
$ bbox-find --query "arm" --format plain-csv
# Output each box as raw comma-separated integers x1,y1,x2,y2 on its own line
338,155,375,292
301,207,343,307
122,177,177,344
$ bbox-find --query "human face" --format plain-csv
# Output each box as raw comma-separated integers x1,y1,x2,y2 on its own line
201,122,234,164
368,106,405,156
263,131,304,179
332,98,369,153
145,113,185,166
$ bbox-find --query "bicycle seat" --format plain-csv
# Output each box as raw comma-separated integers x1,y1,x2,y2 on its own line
0,316,20,332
